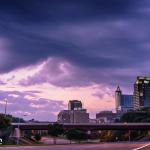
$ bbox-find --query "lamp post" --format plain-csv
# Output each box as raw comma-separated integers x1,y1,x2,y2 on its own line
4,99,7,117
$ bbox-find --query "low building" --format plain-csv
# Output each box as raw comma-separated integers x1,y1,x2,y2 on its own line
57,110,70,123
96,111,117,123
58,100,89,124
89,118,97,124
70,109,89,123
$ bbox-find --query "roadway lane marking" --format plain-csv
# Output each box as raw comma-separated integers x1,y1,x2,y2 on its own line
133,143,150,150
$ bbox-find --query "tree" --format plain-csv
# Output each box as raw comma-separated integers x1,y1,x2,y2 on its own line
48,123,64,144
0,114,11,129
119,111,150,141
24,130,33,139
34,133,41,142
66,128,87,143
120,111,150,123
0,114,11,144
6,114,25,123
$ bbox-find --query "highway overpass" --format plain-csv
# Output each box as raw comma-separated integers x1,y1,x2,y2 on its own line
11,123,150,131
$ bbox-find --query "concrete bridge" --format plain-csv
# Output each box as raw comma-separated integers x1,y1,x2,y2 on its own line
10,122,150,139
11,122,150,131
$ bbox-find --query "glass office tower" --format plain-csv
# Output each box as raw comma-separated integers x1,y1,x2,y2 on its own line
133,76,150,110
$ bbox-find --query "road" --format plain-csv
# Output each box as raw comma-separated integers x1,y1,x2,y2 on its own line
41,137,71,144
0,143,150,150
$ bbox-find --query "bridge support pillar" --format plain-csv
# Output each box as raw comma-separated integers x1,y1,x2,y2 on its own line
10,128,21,138
10,128,21,145
98,130,101,142
128,130,131,141
87,130,91,143
38,130,42,136
20,130,25,137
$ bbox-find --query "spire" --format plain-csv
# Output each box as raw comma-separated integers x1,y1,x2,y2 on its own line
116,85,121,92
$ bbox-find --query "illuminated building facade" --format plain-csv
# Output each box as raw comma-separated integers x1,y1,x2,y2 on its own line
133,76,150,109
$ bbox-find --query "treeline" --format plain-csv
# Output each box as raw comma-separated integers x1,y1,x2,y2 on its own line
121,111,150,123
100,109,150,142
48,123,88,144
6,114,25,123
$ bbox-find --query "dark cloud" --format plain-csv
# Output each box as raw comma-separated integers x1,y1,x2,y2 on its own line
0,0,134,24
0,0,150,91
0,0,144,72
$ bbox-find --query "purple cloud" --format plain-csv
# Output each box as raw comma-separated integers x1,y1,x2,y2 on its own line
1,0,150,120
0,80,6,85
18,57,147,95
0,90,66,121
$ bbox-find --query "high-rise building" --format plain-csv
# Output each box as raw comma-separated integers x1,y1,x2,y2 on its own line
115,86,122,111
115,86,133,113
133,76,150,110
68,100,82,110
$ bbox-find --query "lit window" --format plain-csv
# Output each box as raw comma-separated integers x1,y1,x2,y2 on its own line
144,80,149,84
140,93,143,96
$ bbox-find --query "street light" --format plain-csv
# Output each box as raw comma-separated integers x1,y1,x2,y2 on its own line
4,98,7,117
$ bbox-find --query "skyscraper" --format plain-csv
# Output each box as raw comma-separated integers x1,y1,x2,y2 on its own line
115,86,133,113
133,76,150,110
115,86,122,111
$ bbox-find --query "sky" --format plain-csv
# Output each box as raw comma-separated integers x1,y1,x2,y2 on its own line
0,0,150,121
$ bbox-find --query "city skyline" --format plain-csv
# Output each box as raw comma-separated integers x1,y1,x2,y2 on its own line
1,0,150,121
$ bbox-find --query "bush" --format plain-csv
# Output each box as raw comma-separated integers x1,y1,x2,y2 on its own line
34,133,41,141
48,123,64,144
24,130,33,139
66,128,87,143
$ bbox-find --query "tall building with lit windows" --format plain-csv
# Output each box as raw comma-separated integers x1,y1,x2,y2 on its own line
133,76,150,110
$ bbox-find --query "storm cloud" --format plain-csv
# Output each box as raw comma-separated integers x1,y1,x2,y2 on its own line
0,1,150,120
0,0,149,73
0,0,149,90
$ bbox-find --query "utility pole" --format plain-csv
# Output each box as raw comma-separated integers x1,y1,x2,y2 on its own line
129,130,131,141
4,99,7,117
